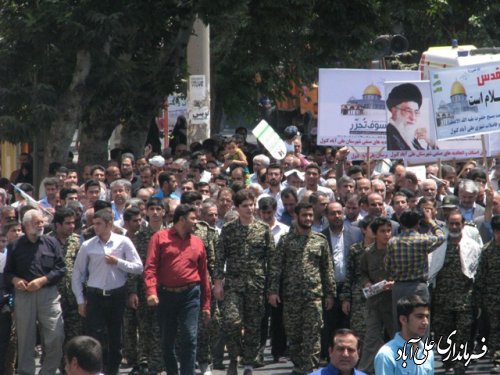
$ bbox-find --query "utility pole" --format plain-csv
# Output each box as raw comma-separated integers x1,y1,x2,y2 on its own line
186,17,210,145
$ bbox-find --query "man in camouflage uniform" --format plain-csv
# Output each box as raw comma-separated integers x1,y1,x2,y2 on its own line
128,198,166,374
268,202,336,375
181,192,220,375
431,210,481,375
122,207,143,371
214,190,275,375
49,207,82,371
474,214,500,373
339,215,375,344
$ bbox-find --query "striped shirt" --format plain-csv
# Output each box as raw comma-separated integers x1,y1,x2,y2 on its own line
384,221,445,282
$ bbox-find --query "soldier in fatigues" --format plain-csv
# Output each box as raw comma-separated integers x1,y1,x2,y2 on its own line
268,202,336,375
339,215,376,345
431,210,480,375
214,190,275,375
181,191,220,375
50,208,83,372
474,214,500,373
128,198,166,374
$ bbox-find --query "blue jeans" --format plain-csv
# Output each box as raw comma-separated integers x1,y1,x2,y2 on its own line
158,285,200,375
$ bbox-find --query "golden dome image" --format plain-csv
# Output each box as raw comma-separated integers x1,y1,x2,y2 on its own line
450,80,466,96
363,84,381,97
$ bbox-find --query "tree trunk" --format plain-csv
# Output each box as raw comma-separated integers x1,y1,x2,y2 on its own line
78,119,116,168
33,49,91,190
118,111,152,158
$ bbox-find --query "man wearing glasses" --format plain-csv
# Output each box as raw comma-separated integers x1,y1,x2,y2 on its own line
386,83,438,151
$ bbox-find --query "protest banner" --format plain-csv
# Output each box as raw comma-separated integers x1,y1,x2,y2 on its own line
317,69,419,147
252,120,287,160
429,62,500,140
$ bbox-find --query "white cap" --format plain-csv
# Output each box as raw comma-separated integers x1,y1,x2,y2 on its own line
284,169,305,181
149,155,165,167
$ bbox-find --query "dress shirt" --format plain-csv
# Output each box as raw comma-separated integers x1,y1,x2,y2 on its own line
38,197,55,209
329,228,346,282
460,205,474,222
385,222,445,282
4,235,66,287
312,216,328,233
310,362,366,375
270,220,289,245
144,227,210,311
72,232,143,304
0,249,6,273
374,332,434,374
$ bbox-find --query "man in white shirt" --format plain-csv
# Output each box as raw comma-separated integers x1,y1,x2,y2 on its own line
72,209,143,375
257,196,289,363
320,202,363,362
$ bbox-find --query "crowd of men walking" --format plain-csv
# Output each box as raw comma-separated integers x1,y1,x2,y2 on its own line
0,124,500,375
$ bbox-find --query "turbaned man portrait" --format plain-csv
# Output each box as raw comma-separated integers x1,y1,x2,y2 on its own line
386,83,438,151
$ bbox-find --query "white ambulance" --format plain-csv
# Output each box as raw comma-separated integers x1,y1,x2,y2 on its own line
419,42,500,79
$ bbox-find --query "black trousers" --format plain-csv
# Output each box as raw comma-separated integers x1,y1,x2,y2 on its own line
85,290,127,375
320,283,349,359
0,306,12,375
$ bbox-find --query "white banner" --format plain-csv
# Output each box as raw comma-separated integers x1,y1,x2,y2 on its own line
429,62,500,140
318,69,419,146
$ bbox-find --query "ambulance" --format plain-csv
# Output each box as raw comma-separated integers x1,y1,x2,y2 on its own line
419,41,500,79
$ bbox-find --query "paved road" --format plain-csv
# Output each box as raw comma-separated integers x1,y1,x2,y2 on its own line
35,343,495,375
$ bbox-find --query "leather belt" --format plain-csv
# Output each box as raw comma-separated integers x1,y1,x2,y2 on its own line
160,282,198,293
87,285,126,297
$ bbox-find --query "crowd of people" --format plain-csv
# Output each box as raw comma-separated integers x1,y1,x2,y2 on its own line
0,123,499,375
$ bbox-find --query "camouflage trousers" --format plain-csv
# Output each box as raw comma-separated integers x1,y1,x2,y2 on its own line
222,286,265,365
124,291,163,371
432,303,473,370
60,295,83,371
486,306,500,365
283,297,322,374
350,291,367,343
123,306,138,365
137,301,163,370
197,292,222,365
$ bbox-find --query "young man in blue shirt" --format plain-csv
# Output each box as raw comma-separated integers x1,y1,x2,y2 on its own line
374,295,433,374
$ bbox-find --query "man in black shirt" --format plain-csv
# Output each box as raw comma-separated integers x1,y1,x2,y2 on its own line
4,209,66,375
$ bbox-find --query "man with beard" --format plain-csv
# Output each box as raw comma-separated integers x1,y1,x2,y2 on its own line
50,208,83,372
320,202,362,363
386,83,437,151
4,209,66,375
430,210,480,375
269,202,335,375
259,163,284,215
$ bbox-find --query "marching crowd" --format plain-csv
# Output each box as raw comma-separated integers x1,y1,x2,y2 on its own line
0,124,499,375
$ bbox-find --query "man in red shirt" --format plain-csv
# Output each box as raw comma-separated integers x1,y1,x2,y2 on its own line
144,204,211,375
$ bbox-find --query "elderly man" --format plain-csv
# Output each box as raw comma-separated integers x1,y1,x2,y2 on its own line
5,209,66,375
386,83,437,151
458,179,484,222
421,179,438,200
110,179,132,224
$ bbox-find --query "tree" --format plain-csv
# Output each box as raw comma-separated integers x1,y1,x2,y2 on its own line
210,0,500,131
0,0,219,189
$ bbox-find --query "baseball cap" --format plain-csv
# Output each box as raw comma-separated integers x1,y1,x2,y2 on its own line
284,125,300,140
441,195,459,209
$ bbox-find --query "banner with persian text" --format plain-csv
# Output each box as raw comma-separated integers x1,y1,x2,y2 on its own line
430,62,500,140
318,69,419,147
